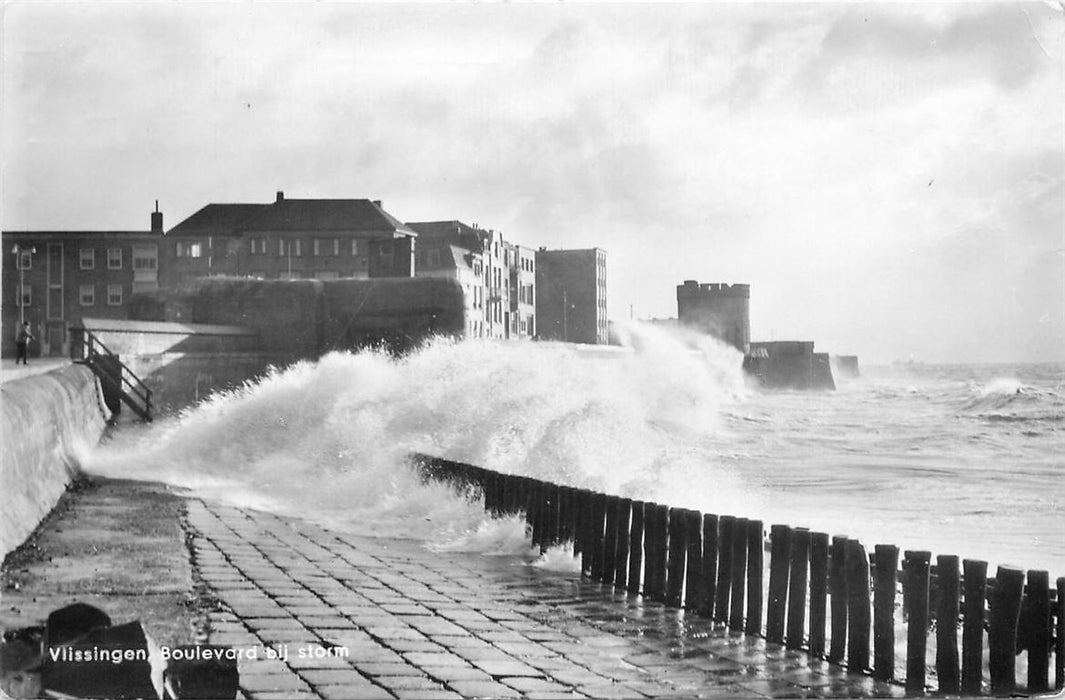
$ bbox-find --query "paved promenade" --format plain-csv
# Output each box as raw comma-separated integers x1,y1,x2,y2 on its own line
3,478,909,698
189,499,907,699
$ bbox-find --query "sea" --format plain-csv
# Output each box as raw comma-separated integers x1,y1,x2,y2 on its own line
82,322,1065,579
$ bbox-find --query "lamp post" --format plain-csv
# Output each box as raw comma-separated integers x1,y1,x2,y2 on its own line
560,288,575,343
562,289,567,342
11,244,36,325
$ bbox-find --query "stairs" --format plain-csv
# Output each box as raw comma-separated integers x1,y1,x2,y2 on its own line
73,329,152,422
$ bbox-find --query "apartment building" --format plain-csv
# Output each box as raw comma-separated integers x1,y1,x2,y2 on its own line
535,247,608,344
408,221,515,339
2,209,163,358
161,192,417,286
506,242,536,339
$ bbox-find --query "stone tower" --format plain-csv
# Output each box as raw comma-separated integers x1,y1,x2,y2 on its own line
676,280,750,353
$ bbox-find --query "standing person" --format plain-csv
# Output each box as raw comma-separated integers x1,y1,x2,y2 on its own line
15,321,33,365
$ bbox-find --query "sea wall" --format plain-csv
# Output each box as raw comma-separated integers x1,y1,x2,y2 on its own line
0,365,111,558
74,277,469,416
744,341,836,390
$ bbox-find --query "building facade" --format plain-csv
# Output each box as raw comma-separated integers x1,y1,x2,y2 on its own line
161,192,417,286
506,242,536,339
408,221,519,340
2,211,163,358
676,280,751,353
412,234,487,339
535,247,608,344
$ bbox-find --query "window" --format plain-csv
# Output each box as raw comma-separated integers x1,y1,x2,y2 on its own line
107,248,122,269
279,239,302,257
80,285,95,306
313,238,339,257
133,246,158,270
107,284,122,306
176,241,202,258
250,238,268,255
351,240,361,256
80,248,95,269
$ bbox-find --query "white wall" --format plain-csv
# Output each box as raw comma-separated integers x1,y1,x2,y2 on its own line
1,365,110,557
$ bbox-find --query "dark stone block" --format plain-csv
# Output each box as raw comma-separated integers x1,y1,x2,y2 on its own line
164,645,240,699
43,621,158,699
46,603,112,646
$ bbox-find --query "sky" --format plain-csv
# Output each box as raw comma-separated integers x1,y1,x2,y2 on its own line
3,2,1063,364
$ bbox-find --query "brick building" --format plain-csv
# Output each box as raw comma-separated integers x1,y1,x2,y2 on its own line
162,192,417,286
2,210,162,358
535,247,608,344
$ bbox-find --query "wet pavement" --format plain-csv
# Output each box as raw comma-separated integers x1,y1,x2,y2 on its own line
189,499,908,699
0,358,72,384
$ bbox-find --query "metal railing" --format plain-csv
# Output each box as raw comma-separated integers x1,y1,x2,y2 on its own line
73,328,152,422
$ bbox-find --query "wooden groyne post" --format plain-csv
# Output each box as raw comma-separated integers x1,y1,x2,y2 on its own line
410,453,1065,698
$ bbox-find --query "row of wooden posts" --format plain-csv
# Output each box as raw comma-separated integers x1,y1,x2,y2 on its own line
411,454,1064,696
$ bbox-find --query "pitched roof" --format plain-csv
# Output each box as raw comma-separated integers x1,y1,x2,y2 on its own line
407,220,490,252
241,199,417,236
166,204,270,237
168,198,416,237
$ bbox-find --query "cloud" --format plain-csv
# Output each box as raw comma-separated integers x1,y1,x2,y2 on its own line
2,3,1062,362
785,3,1063,132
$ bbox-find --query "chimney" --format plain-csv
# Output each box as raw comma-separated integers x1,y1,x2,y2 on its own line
151,200,163,234
276,191,284,202
372,199,382,208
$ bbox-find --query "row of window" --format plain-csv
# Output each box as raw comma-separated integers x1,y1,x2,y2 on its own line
15,284,123,307
16,248,150,271
254,238,363,257
80,284,123,306
178,238,398,260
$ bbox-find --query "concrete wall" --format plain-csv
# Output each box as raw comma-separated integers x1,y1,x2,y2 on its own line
112,276,467,413
1,365,111,558
321,277,466,352
745,341,835,390
833,355,860,378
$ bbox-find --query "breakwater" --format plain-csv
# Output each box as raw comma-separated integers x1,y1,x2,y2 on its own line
412,452,1064,697
0,365,110,558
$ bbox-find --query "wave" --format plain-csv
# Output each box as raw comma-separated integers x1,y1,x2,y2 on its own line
957,376,1064,425
81,323,752,554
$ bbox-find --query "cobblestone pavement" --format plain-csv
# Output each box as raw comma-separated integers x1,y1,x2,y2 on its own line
188,500,907,700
